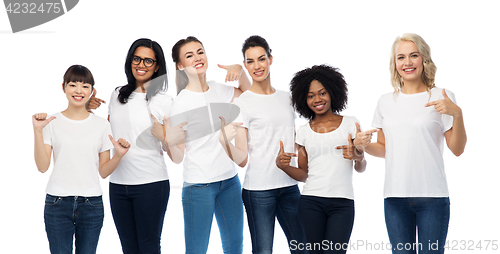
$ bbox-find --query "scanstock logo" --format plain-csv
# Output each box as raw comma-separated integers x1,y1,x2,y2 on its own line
4,0,79,33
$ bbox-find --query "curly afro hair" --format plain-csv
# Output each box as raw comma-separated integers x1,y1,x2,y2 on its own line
290,64,348,120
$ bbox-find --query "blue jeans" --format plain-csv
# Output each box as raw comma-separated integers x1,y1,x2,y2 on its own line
182,174,244,254
44,194,104,254
298,196,354,254
242,185,306,254
384,197,450,254
109,180,170,254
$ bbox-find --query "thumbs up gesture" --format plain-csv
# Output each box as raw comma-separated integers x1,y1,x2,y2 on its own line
108,135,131,157
425,89,462,117
336,134,364,161
32,113,56,131
276,141,297,169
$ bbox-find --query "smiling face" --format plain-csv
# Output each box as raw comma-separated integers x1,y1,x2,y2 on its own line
176,41,208,76
63,81,92,107
307,80,331,116
131,46,159,86
244,46,272,82
395,41,424,84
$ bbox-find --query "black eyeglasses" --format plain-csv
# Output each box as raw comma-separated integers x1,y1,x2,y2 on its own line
132,56,157,67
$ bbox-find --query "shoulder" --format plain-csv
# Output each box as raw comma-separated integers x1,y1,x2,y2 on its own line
431,87,455,101
209,80,233,93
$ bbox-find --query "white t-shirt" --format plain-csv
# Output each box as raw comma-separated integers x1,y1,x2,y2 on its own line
372,87,455,198
169,81,236,184
108,88,173,185
43,112,113,197
296,116,358,199
233,90,297,190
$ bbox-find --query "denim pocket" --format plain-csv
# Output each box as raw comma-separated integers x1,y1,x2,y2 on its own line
190,183,210,189
44,194,61,206
86,196,103,207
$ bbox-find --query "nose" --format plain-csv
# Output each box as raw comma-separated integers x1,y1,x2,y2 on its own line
138,59,146,68
404,57,413,66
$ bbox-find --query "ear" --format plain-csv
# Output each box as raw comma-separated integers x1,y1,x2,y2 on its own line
242,60,248,69
176,62,184,71
269,55,273,65
62,83,65,92
155,65,159,73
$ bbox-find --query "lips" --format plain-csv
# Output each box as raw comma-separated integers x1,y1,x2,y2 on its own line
72,95,84,101
194,63,204,69
313,103,326,111
135,69,147,76
403,68,416,74
254,70,264,77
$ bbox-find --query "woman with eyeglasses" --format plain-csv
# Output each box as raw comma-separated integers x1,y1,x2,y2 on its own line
165,36,251,254
90,38,173,253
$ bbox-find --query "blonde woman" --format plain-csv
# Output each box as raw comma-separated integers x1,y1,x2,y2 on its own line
363,33,467,254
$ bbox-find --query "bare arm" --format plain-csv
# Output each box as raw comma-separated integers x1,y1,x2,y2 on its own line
32,113,55,173
219,117,248,167
217,64,251,102
365,129,386,158
98,136,130,179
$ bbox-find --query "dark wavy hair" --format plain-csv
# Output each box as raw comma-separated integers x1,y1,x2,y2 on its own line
118,38,168,104
171,36,203,94
242,35,272,58
62,65,94,90
290,64,348,120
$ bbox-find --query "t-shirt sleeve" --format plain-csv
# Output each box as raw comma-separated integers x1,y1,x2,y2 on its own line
232,98,249,128
42,122,52,146
100,121,114,153
350,116,360,138
150,94,174,123
108,89,118,116
372,97,383,129
296,125,306,146
442,89,456,132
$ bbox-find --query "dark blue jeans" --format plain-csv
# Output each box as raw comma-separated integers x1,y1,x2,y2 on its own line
298,196,354,254
44,194,104,254
182,175,244,254
109,180,170,254
384,197,450,254
242,185,306,254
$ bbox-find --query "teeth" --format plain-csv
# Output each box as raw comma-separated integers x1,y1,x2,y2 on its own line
405,68,415,72
195,63,203,68
137,70,146,74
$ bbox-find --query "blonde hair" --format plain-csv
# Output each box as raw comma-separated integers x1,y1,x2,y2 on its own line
390,33,437,93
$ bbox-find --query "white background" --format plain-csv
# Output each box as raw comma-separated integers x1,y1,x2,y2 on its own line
1,0,499,253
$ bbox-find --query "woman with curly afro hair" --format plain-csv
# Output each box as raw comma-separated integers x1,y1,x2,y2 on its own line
277,64,376,253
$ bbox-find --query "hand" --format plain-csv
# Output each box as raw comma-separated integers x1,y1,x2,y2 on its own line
218,64,243,82
151,114,166,142
86,88,106,111
32,113,56,131
219,116,243,144
163,116,187,147
109,135,130,157
336,134,364,161
425,89,462,117
276,141,297,169
353,122,378,151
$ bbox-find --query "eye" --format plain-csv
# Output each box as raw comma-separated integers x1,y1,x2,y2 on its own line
132,56,141,63
411,54,419,58
246,60,253,64
397,56,405,60
145,58,154,65
320,92,326,96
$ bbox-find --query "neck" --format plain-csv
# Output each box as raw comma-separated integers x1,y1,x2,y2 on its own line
249,75,273,94
62,104,90,120
135,80,149,93
312,110,338,123
186,74,209,92
400,79,427,94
